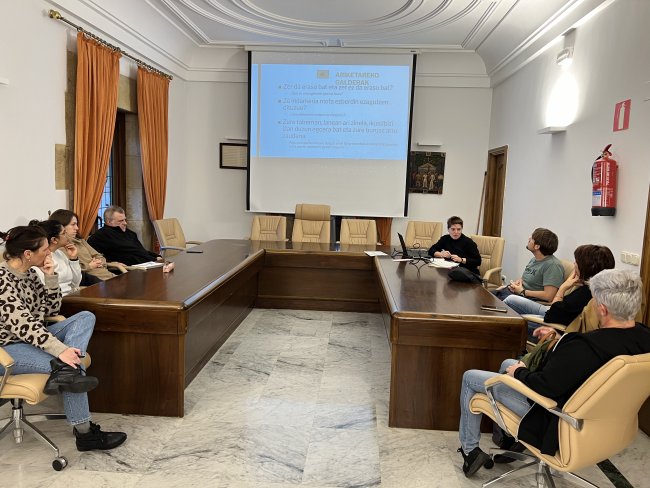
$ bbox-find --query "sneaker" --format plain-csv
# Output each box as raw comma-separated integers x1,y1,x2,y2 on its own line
493,441,526,463
457,447,494,477
74,422,127,451
43,358,99,395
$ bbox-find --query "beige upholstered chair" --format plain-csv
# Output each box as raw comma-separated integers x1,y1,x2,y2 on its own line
560,258,575,280
0,347,91,471
152,218,203,257
469,352,650,488
250,215,287,241
339,218,378,245
469,234,505,289
523,298,599,351
291,204,331,243
404,221,442,249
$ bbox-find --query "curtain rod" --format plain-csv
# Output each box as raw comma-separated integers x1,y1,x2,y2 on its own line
49,9,173,80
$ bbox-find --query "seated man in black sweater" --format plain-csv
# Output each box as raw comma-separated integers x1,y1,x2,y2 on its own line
457,268,650,477
87,206,161,266
427,216,481,275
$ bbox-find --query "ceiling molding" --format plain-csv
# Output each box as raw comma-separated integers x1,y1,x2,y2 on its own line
486,0,614,86
44,0,615,86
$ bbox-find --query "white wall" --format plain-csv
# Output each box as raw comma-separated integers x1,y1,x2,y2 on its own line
490,0,650,281
0,1,69,227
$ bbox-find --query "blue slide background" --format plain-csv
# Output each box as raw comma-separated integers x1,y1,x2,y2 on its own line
252,64,410,160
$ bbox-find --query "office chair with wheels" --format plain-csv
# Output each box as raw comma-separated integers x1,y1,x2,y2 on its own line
339,218,378,245
469,235,505,290
404,221,442,249
152,218,203,257
470,352,650,488
0,346,92,471
291,204,331,243
250,215,287,241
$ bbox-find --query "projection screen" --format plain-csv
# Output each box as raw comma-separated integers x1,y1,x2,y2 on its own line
247,51,416,217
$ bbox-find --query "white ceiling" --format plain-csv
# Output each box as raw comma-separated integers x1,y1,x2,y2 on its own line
52,0,613,82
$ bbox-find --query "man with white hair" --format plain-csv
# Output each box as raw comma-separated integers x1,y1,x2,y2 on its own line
457,269,650,478
87,206,161,265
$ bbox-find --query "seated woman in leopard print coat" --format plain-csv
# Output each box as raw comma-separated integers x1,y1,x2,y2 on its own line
0,225,126,452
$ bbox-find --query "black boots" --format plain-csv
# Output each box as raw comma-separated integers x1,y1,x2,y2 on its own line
458,447,494,477
74,422,127,451
43,358,99,395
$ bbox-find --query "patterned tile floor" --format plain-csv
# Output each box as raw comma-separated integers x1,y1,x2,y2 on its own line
1,309,649,487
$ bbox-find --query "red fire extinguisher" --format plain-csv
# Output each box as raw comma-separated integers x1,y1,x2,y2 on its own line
591,144,618,216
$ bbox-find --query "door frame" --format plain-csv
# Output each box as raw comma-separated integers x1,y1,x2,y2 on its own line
481,145,508,237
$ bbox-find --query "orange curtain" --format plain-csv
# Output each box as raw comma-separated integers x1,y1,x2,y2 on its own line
375,217,392,245
137,68,169,222
73,33,121,238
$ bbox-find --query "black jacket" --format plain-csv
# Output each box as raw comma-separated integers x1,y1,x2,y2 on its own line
515,324,650,454
427,234,481,275
87,226,160,265
543,285,592,325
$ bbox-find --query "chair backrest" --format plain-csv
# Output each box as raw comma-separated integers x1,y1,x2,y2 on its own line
564,298,599,334
560,258,575,280
469,234,505,286
250,215,287,241
557,352,650,468
152,218,186,249
404,221,442,248
291,204,331,243
340,219,377,245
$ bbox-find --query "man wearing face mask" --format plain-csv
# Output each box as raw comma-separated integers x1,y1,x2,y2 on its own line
87,206,161,266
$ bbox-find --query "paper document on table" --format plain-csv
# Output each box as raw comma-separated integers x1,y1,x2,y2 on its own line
428,258,459,269
130,261,164,270
365,251,387,256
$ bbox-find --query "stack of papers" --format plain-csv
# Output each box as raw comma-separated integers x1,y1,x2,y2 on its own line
130,261,164,270
428,258,459,269
365,251,387,256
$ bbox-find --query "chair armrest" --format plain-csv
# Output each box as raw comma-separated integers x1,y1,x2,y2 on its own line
160,245,187,252
521,315,567,332
186,240,203,245
484,374,583,431
485,374,558,410
0,348,15,369
483,267,502,282
45,315,66,323
106,262,128,274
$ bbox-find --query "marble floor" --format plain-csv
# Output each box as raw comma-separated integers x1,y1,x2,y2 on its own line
1,309,649,488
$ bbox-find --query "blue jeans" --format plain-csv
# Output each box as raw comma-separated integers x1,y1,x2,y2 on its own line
459,359,533,453
0,311,95,425
503,295,551,341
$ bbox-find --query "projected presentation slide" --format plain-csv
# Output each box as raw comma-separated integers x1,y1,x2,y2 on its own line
251,64,410,160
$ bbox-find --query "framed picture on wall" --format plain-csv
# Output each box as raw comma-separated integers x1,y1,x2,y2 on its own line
219,143,248,170
407,151,446,194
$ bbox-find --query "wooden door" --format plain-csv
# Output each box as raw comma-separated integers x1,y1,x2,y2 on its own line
481,146,508,237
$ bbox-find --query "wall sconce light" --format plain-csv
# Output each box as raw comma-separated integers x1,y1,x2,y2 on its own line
556,28,576,69
556,47,573,68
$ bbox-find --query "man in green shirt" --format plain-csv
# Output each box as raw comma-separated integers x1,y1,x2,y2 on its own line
494,228,564,303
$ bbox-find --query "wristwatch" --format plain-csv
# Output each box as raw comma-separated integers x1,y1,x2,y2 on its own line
520,288,525,297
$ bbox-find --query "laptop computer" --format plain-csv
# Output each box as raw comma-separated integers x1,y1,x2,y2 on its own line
397,233,430,259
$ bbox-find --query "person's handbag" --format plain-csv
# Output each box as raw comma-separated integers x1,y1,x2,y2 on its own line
448,267,483,285
520,330,559,372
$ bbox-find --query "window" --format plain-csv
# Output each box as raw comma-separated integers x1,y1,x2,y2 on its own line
96,111,126,229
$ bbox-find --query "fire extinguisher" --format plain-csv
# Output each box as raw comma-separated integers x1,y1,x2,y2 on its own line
591,144,618,216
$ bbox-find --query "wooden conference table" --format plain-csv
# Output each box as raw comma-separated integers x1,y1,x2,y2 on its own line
62,239,525,431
